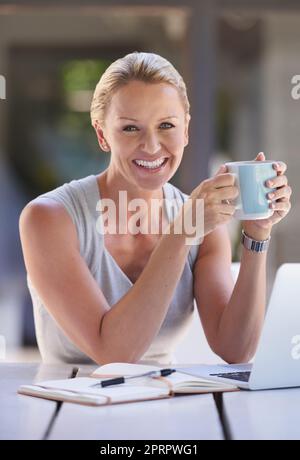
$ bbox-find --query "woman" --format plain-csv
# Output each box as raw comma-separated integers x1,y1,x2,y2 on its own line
19,52,292,365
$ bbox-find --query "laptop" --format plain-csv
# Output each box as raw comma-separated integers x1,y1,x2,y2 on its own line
177,264,300,390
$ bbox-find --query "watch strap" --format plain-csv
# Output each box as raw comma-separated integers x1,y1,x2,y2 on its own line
241,229,271,253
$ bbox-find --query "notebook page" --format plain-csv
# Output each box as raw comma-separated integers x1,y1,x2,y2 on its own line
27,376,170,402
18,385,108,405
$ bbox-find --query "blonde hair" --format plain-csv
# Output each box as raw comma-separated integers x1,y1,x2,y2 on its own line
90,51,190,127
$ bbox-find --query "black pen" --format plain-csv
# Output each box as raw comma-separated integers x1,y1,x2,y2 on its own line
90,368,176,388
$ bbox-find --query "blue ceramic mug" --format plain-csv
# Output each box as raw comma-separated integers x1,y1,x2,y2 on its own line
225,160,278,220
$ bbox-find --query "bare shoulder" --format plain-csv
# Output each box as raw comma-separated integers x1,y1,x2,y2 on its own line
20,197,72,225
19,198,78,250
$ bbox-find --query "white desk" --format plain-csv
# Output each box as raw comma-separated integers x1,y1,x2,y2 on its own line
4,363,300,440
222,388,300,440
49,392,223,440
0,363,223,440
0,363,73,440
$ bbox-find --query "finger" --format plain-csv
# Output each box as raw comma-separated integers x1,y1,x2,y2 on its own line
265,175,288,189
267,185,292,202
273,161,287,175
265,213,283,226
220,206,236,216
269,200,291,212
254,152,265,161
212,173,236,188
277,195,291,202
214,164,227,176
214,186,239,201
216,203,236,215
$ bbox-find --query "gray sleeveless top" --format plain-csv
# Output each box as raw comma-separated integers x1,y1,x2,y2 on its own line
27,174,200,366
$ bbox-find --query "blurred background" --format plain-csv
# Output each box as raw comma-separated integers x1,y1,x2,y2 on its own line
0,0,299,363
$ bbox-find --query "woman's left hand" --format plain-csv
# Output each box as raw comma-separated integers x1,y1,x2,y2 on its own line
241,152,292,241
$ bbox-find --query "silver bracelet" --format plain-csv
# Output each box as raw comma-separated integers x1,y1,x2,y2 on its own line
241,229,271,253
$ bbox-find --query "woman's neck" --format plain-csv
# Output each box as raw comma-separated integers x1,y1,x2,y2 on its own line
95,168,168,237
97,168,164,204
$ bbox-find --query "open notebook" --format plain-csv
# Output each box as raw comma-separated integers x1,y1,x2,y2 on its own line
18,362,238,407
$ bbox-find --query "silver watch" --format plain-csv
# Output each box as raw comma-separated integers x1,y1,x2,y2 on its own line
241,229,271,253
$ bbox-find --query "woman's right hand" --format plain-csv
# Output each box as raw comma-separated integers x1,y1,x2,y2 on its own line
177,165,239,242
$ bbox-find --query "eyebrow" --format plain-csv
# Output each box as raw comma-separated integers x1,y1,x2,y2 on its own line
118,116,178,121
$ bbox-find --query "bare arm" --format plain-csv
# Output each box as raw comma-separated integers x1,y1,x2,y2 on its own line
19,199,190,365
193,225,266,364
216,246,267,363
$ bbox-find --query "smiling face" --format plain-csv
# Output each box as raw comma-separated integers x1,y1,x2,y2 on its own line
94,80,190,192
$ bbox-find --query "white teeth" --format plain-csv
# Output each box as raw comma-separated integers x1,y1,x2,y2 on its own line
134,158,166,168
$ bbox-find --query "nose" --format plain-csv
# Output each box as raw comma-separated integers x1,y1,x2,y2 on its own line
140,130,161,155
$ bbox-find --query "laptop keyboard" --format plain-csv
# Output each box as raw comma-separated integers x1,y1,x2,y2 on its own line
209,371,251,382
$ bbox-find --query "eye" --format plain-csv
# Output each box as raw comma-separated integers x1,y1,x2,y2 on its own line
160,122,175,129
123,125,138,132
122,122,175,132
